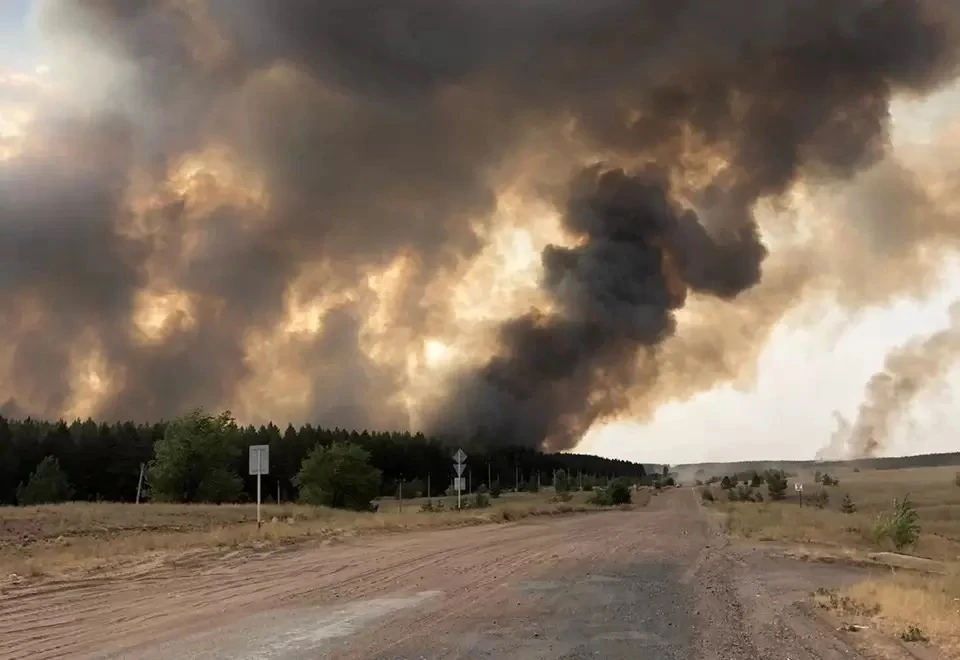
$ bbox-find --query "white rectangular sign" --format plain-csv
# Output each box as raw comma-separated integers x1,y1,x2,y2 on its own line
249,445,270,475
453,477,465,491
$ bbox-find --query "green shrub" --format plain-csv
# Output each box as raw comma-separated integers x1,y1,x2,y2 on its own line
294,442,382,510
551,490,573,503
874,494,920,551
588,488,613,506
700,487,715,502
490,481,502,498
720,475,733,490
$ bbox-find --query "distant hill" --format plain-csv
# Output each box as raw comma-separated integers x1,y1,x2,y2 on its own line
673,452,960,481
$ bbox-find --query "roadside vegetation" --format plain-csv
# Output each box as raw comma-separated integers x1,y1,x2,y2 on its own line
0,408,653,581
699,465,960,656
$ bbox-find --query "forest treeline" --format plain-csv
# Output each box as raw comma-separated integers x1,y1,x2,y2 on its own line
0,413,646,506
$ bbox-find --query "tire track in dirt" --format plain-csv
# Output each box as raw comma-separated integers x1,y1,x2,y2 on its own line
0,512,646,659
2,493,892,660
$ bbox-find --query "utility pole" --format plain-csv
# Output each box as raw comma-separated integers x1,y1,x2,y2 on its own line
488,462,492,489
515,466,520,491
135,463,145,504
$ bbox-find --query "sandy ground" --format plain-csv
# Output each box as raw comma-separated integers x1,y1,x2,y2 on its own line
0,489,922,659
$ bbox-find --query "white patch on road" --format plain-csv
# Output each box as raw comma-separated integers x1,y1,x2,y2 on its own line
131,590,442,660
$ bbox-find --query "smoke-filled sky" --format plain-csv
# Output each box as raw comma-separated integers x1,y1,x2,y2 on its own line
2,1,960,464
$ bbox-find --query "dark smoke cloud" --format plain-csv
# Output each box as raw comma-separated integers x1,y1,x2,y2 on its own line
1,1,958,450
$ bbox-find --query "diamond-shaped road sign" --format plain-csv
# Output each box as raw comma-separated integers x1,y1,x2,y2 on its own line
455,463,466,476
453,449,467,464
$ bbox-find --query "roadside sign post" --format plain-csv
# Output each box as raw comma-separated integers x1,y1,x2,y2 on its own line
249,445,270,529
795,482,804,508
453,449,467,510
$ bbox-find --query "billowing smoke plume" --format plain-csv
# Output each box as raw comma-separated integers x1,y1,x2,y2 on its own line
820,303,960,460
1,1,960,450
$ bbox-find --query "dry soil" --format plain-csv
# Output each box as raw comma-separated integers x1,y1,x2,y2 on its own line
0,488,916,659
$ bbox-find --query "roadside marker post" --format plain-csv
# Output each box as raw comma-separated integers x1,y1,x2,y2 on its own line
135,463,145,504
249,445,270,529
453,448,467,510
795,482,804,507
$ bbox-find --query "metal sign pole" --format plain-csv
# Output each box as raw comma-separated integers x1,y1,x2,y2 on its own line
257,452,262,529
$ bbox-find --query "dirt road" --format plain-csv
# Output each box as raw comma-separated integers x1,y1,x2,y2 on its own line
1,489,895,659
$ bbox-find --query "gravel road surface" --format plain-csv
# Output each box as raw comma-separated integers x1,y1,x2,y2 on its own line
1,489,895,659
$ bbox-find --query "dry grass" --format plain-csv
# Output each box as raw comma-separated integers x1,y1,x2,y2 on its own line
707,465,960,655
712,466,960,561
0,488,647,580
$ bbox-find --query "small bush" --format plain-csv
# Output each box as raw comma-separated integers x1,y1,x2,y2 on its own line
700,488,715,502
811,489,829,509
473,490,491,508
588,488,613,506
954,472,960,488
840,493,857,514
664,477,676,487
551,490,573,503
490,481,502,498
820,473,839,487
609,480,632,505
899,626,929,643
695,479,704,486
874,494,920,551
750,474,763,488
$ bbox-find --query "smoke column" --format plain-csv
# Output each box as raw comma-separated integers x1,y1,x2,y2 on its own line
821,303,960,460
0,1,959,450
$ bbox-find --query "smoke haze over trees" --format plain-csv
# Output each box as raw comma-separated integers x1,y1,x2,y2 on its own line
1,1,960,451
